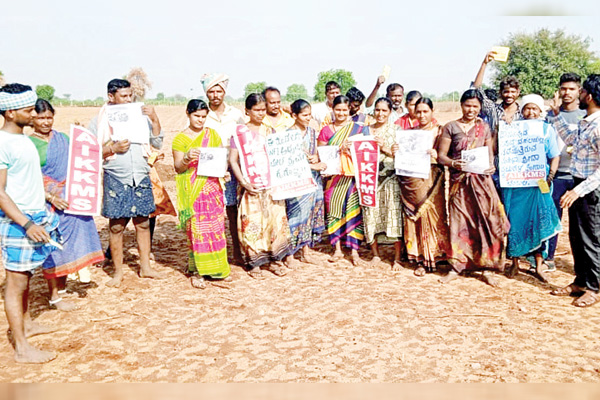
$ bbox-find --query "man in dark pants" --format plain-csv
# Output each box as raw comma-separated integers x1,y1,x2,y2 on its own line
545,73,586,271
548,74,600,307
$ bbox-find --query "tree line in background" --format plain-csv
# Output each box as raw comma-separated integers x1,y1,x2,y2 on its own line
3,29,600,106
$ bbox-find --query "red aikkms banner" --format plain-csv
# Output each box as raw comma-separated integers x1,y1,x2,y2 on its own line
64,125,102,216
350,137,380,207
233,125,271,189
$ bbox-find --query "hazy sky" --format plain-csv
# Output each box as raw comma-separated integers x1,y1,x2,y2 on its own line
1,1,598,100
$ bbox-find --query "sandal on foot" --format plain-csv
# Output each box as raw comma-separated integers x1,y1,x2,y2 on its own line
551,284,585,297
414,266,426,277
190,275,207,289
572,291,600,307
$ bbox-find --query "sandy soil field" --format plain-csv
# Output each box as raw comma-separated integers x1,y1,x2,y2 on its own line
1,105,599,382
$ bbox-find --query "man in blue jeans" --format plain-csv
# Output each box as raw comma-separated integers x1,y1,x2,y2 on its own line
545,73,586,271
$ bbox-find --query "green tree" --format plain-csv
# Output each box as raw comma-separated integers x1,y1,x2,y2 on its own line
244,81,267,99
492,29,600,98
36,84,55,101
313,69,356,102
284,83,309,103
156,92,165,100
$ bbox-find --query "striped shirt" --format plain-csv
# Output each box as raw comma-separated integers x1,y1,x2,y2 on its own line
548,110,600,197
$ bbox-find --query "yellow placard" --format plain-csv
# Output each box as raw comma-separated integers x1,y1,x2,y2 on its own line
537,178,550,194
382,65,391,81
491,46,510,62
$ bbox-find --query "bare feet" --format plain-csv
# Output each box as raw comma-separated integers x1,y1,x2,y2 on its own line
414,266,426,277
139,265,165,280
105,271,124,288
262,262,288,277
391,260,403,271
439,270,459,284
149,252,156,261
482,271,499,287
24,320,57,338
14,343,56,364
49,298,79,312
300,253,321,265
368,256,386,269
329,250,344,263
285,256,302,270
247,267,265,280
535,264,549,283
190,275,207,289
506,260,519,279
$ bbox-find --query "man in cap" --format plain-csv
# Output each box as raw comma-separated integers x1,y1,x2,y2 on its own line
201,73,245,264
0,83,60,363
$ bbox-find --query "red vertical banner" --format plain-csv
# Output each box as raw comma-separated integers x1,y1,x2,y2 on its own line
64,125,102,216
233,125,271,189
350,137,380,207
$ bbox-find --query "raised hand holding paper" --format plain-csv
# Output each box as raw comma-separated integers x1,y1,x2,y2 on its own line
491,46,510,62
382,65,391,81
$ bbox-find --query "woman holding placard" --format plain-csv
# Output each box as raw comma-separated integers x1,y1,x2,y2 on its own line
393,98,450,277
503,94,561,282
229,94,291,279
437,89,510,286
317,95,366,266
172,99,230,289
284,99,326,268
29,99,104,309
362,97,404,269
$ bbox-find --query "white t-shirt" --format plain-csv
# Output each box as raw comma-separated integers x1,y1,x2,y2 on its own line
311,102,332,126
204,104,246,146
0,130,46,213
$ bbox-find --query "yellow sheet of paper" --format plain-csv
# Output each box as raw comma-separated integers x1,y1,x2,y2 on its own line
491,46,510,62
537,178,550,194
382,65,391,81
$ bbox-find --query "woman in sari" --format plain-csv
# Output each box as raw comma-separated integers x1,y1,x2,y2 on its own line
172,99,230,289
229,93,291,279
394,98,450,276
317,95,366,266
437,89,510,286
362,98,403,269
284,99,326,268
504,94,561,282
29,100,104,310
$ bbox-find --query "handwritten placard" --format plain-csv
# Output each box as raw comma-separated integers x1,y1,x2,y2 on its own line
350,136,380,207
394,129,432,179
195,147,228,178
461,146,490,174
65,125,102,216
266,129,316,200
105,102,150,144
499,120,547,188
317,146,341,175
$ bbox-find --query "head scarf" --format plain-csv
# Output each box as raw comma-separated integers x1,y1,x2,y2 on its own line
201,73,229,94
0,90,37,111
520,94,546,114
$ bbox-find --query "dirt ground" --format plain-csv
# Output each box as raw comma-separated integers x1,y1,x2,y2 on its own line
1,106,599,382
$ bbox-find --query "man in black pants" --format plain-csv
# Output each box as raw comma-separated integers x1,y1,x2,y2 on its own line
548,74,600,307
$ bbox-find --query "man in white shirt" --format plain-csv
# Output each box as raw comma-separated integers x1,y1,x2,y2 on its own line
312,81,341,128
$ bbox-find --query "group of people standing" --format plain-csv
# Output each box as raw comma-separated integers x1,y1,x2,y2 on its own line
1,54,600,364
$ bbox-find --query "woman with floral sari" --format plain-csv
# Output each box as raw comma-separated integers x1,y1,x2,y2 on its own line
317,95,366,266
29,100,104,310
437,89,510,286
504,94,561,282
284,99,326,268
362,98,403,269
229,93,291,279
172,99,230,289
394,98,450,276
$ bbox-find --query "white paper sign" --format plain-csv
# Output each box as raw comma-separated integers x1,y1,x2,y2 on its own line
195,147,228,178
105,102,150,144
499,120,547,187
461,146,490,174
317,146,341,175
394,129,433,179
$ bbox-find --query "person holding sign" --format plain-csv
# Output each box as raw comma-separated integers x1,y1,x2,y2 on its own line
229,94,291,279
362,98,404,269
29,100,104,309
502,95,561,282
548,74,600,308
394,98,450,277
283,99,326,268
437,89,510,287
172,99,231,289
89,79,164,288
317,95,367,266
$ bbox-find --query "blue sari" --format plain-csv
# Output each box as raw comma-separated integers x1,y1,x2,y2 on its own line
30,131,104,279
503,121,562,258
